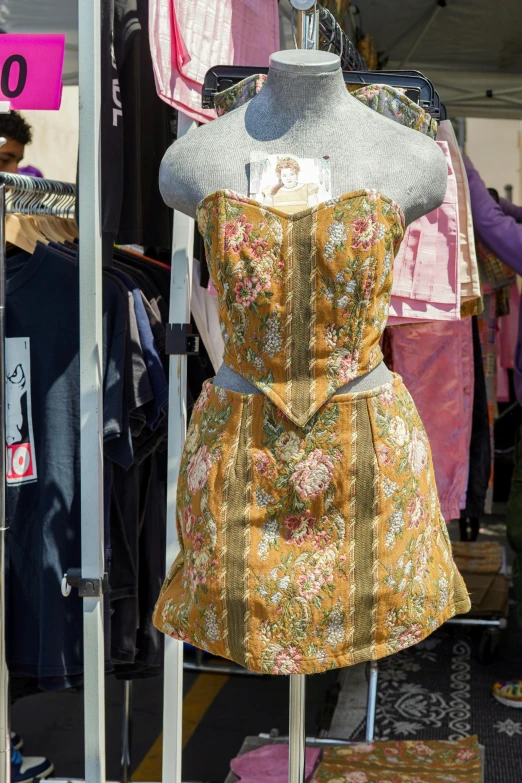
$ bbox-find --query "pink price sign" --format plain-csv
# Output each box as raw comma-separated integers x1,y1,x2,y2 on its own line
0,34,65,110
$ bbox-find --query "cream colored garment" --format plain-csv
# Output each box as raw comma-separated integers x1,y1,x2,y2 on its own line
191,258,224,372
271,183,319,214
436,120,481,308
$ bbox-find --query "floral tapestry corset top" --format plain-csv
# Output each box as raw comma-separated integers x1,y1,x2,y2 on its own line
197,189,405,426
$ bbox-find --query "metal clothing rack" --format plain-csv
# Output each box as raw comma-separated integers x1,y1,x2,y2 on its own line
0,173,76,218
0,171,78,783
317,3,366,70
287,1,366,70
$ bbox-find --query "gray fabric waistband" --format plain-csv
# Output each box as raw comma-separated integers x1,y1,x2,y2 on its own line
213,360,392,396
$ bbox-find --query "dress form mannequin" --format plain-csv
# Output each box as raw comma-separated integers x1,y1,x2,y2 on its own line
160,50,448,394
160,49,447,223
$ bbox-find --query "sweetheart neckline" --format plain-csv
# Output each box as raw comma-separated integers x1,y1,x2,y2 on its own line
196,188,405,228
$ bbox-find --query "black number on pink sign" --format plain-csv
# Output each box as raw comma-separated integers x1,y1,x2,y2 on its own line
1,54,28,99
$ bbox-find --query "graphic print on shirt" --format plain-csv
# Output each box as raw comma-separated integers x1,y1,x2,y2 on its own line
5,337,37,484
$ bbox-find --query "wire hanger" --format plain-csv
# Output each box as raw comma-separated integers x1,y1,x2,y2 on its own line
0,173,78,252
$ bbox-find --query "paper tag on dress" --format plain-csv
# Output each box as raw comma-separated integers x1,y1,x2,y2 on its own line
249,152,331,214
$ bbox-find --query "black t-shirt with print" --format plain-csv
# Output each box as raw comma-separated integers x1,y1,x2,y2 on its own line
5,243,128,688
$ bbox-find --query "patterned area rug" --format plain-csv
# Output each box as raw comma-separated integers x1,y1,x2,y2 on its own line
350,608,522,783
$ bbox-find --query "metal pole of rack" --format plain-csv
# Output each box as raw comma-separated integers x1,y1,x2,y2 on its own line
295,2,320,50
162,111,196,783
0,184,10,783
78,0,107,781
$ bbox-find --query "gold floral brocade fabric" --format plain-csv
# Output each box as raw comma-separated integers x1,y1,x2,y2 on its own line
196,190,404,426
311,736,482,783
153,190,470,674
154,377,470,674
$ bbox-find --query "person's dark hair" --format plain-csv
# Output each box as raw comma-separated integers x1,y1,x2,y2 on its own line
0,111,32,146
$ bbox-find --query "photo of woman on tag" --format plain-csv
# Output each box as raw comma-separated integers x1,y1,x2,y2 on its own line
250,152,331,215
268,156,319,213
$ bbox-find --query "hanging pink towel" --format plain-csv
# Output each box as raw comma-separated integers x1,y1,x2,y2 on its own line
393,318,474,522
388,140,461,324
230,744,321,783
149,0,280,122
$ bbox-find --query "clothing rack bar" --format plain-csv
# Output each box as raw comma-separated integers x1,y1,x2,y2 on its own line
0,172,76,218
78,1,107,783
162,110,197,783
0,183,10,783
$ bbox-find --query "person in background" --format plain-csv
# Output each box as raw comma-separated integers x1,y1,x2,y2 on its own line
18,164,44,178
464,156,522,710
0,111,33,174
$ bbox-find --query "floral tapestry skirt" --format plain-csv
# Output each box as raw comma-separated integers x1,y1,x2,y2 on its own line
153,375,470,675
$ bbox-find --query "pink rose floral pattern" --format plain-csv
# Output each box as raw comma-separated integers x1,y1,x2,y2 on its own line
368,381,469,657
317,190,404,397
196,189,404,424
251,396,351,674
154,381,233,654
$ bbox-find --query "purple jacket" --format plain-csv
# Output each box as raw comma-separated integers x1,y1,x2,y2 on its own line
464,156,522,403
464,155,522,274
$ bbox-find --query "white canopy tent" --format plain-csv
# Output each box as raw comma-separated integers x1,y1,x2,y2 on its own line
351,0,522,119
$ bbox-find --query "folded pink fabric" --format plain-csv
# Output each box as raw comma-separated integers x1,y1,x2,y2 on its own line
230,744,321,783
392,318,474,522
388,140,461,324
149,0,280,123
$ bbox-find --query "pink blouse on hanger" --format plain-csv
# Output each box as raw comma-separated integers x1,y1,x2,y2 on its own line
149,0,280,123
388,140,461,324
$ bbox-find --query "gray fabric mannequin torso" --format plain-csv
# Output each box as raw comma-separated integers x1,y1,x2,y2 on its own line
159,50,448,395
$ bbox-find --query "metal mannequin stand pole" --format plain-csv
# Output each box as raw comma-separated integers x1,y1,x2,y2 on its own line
0,184,10,783
365,662,378,742
288,675,306,783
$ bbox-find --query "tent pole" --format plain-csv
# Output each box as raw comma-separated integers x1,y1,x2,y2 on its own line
162,110,196,783
78,0,107,780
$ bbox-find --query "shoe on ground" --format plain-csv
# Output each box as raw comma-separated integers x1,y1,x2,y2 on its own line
11,732,23,751
493,680,522,708
11,749,54,783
